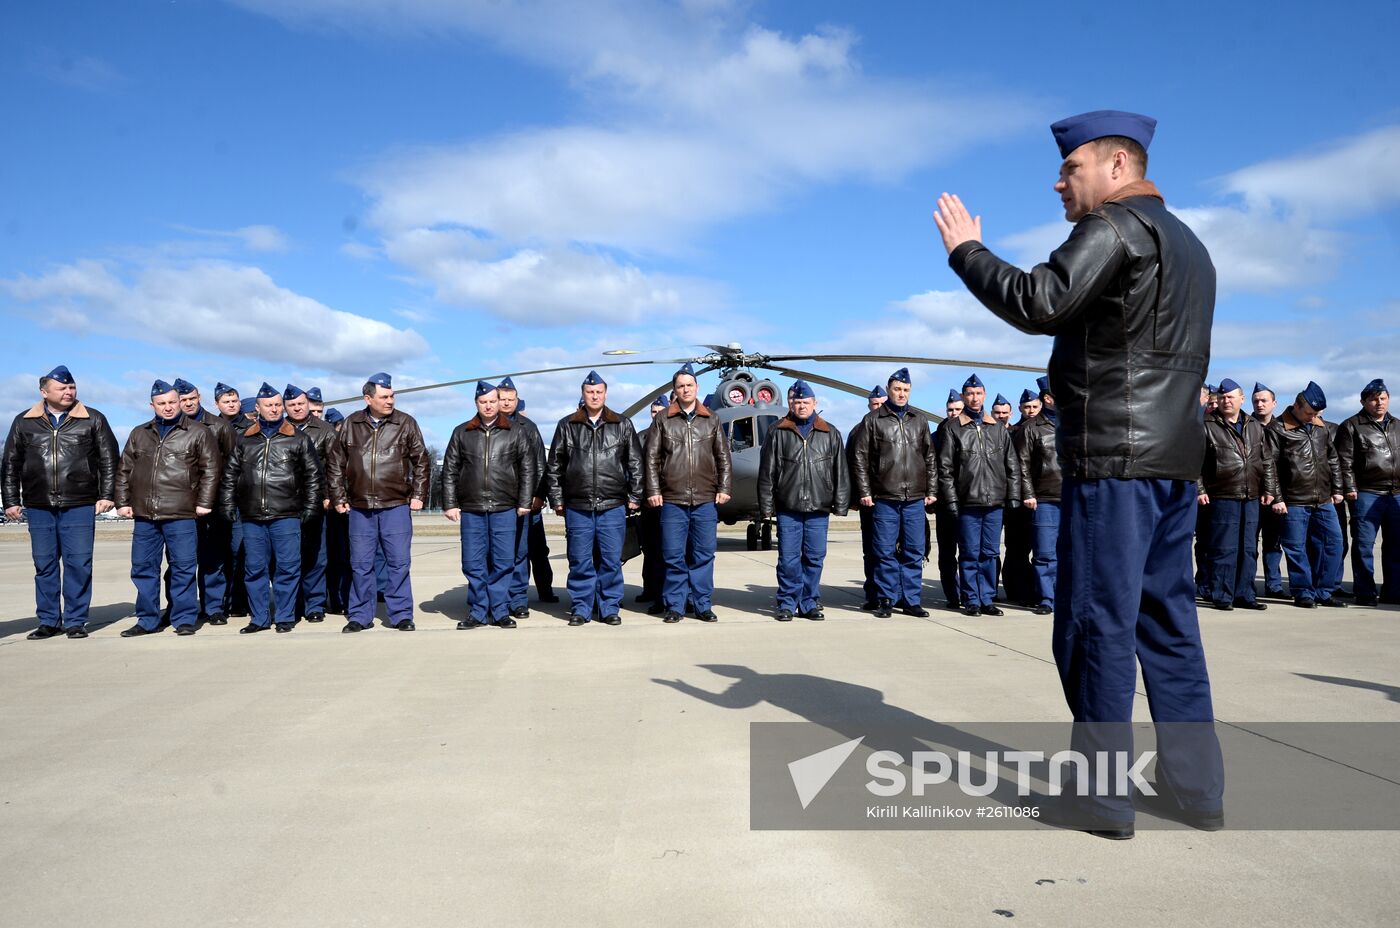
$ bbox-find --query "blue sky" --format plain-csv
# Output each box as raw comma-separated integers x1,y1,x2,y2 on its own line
3,0,1397,446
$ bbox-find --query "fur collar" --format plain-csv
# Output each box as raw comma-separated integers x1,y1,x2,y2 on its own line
24,401,91,420
1281,406,1325,431
775,414,830,434
465,414,511,431
567,406,622,424
666,402,712,418
957,411,998,426
243,419,297,438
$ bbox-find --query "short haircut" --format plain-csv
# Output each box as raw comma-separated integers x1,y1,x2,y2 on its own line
1094,135,1148,176
38,376,55,390
362,381,386,398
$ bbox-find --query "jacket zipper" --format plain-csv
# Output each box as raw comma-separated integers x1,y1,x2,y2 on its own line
50,417,61,503
369,423,378,500
153,427,170,518
260,434,271,515
484,427,493,509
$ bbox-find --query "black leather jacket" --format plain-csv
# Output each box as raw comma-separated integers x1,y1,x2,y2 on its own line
936,411,1023,511
1200,412,1278,500
509,412,553,504
289,415,337,503
852,404,938,502
644,404,733,505
547,407,643,512
115,415,220,519
1269,408,1342,506
3,402,119,509
327,409,431,510
441,415,538,513
218,420,322,522
1335,411,1400,495
758,415,850,517
844,419,867,509
949,190,1214,481
1013,414,1062,502
190,407,236,464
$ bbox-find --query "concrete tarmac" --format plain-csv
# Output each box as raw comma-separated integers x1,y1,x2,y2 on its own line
1,518,1397,927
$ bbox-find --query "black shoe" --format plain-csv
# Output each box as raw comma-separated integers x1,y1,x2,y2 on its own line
240,623,270,634
774,609,794,622
120,624,159,638
696,610,718,623
663,611,682,623
1354,595,1378,607
568,615,588,626
1334,588,1355,599
803,608,825,621
206,613,228,626
394,619,416,631
1317,598,1347,608
647,602,666,615
1294,597,1316,609
859,601,878,612
538,592,560,603
1027,794,1135,840
1233,600,1268,611
980,605,1004,617
873,600,893,618
1032,604,1053,615
901,604,930,617
275,622,294,633
1142,780,1225,831
1264,588,1287,599
495,617,517,629
66,626,88,639
510,606,530,619
600,615,621,626
27,624,62,640
1210,602,1234,611
457,619,482,629
305,611,325,623
342,621,369,633
175,624,197,636
960,605,980,617
228,610,250,618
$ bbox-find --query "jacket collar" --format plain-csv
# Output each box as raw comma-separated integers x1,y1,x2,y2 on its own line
667,402,712,418
1102,179,1165,205
567,405,622,424
1209,411,1251,430
348,408,396,427
464,413,511,431
775,414,830,434
957,411,997,426
24,400,91,420
1281,406,1325,431
243,420,297,438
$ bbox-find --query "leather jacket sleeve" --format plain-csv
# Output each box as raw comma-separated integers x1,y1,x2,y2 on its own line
115,435,135,509
644,424,663,499
936,423,957,514
546,423,569,510
851,416,872,500
713,419,733,496
406,419,430,502
623,420,644,504
516,429,539,511
1261,436,1280,499
949,217,1128,335
1,416,20,508
94,412,119,502
193,427,219,511
219,440,244,520
1004,427,1024,505
923,420,938,500
440,427,463,511
757,430,776,518
326,432,348,509
831,426,851,515
298,433,322,521
1328,430,1343,498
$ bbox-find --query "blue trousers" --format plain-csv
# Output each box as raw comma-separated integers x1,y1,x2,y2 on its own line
348,505,413,624
132,517,199,630
195,514,230,619
660,502,717,612
858,506,877,603
1351,492,1400,600
296,512,328,617
1260,502,1284,592
1030,500,1060,609
26,504,96,629
1205,498,1260,606
1280,503,1343,602
1053,478,1223,821
460,509,519,622
957,506,1004,608
935,505,960,606
872,498,925,605
564,506,627,619
227,510,247,614
775,510,830,613
509,514,533,608
243,518,302,627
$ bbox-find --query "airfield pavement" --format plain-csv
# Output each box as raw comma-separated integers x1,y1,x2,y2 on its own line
1,515,1397,927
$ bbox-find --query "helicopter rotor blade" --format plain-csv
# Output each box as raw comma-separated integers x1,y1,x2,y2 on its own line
619,365,718,419
763,354,1045,375
323,358,696,406
756,363,942,422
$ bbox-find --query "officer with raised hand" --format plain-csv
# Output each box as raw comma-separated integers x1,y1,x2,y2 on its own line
1335,378,1400,606
220,384,321,634
852,367,937,618
115,380,219,637
3,365,119,640
1269,381,1345,609
496,377,558,615
846,385,887,611
442,381,537,629
548,371,643,626
284,383,337,623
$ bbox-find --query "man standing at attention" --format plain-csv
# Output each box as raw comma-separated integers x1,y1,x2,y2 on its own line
934,110,1224,837
1335,379,1399,606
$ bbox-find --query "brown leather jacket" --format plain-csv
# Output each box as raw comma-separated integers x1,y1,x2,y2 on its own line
114,415,220,519
326,408,430,509
191,407,237,463
644,403,732,505
1200,412,1278,500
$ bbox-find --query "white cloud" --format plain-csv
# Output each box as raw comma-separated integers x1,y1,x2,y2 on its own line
1219,125,1400,221
2,259,429,375
233,225,292,252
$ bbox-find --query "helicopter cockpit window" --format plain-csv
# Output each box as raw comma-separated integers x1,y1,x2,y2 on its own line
727,417,755,452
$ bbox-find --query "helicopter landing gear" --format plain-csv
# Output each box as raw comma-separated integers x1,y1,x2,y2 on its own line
747,520,774,551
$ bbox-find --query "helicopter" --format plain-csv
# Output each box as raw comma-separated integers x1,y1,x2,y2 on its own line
326,343,1046,550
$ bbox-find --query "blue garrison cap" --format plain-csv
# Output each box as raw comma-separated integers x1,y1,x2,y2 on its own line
1036,375,1051,394
651,392,670,407
962,373,984,390
150,379,176,397
790,380,815,400
475,380,496,398
325,408,344,424
674,362,696,380
1218,378,1243,395
283,383,307,401
44,365,75,385
1252,382,1274,398
947,389,960,403
214,382,238,399
582,370,606,388
173,378,197,396
497,375,517,392
1051,110,1157,159
1301,381,1327,412
869,385,887,399
367,372,392,389
240,397,257,415
307,387,322,403
992,393,1011,408
1020,389,1038,405
1205,383,1217,394
888,367,911,385
1362,378,1388,398
256,382,280,399
518,399,527,412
